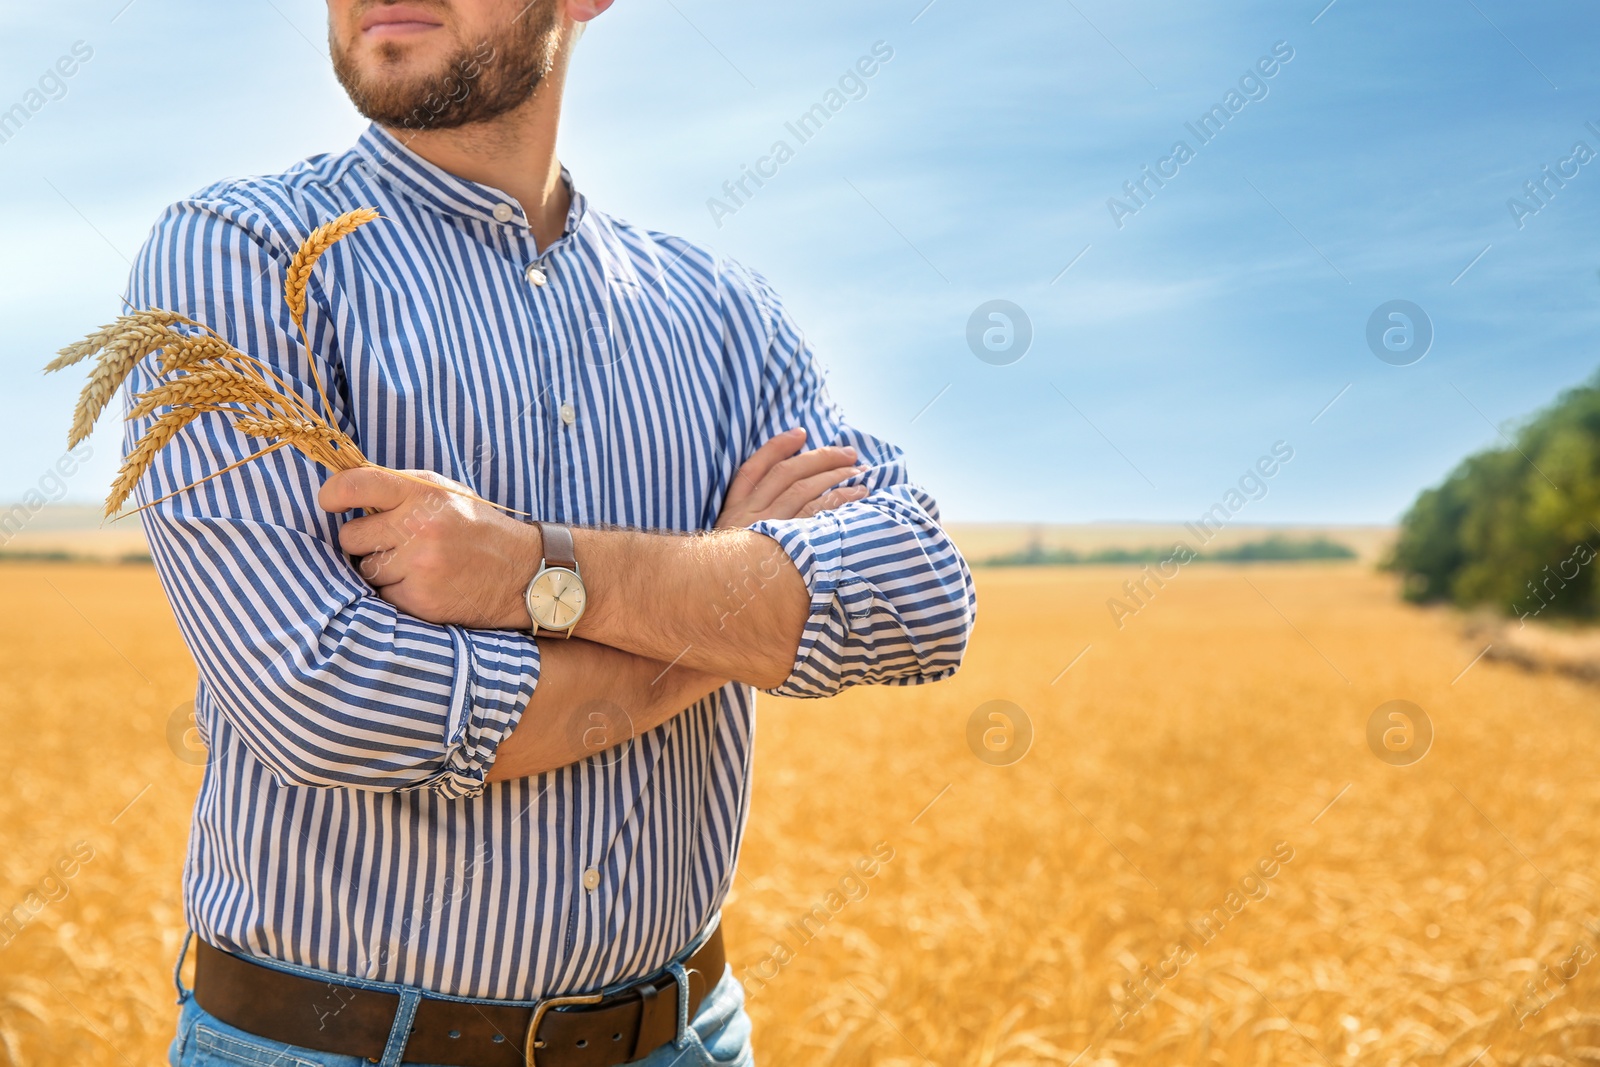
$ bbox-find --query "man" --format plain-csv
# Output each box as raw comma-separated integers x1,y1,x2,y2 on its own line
130,2,975,1065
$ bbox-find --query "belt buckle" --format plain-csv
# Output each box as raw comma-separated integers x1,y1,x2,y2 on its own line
524,992,605,1067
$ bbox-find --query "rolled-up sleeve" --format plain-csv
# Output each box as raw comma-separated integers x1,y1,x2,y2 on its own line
125,194,537,794
732,266,977,698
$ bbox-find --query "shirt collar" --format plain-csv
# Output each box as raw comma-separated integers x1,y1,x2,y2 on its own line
354,123,587,245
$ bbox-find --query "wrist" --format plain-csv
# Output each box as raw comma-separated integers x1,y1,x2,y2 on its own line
568,526,621,640
504,521,544,630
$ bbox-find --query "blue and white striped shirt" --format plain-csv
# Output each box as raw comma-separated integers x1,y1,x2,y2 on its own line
126,124,975,1000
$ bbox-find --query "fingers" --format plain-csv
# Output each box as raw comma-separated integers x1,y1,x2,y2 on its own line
355,548,406,588
337,512,397,558
337,511,406,586
749,444,858,513
797,483,870,519
728,428,808,501
319,466,418,514
716,431,869,528
770,463,863,518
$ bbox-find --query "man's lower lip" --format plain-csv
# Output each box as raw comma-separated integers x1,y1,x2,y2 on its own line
362,21,442,38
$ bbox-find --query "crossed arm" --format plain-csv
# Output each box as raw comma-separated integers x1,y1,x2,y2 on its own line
129,198,974,796
317,429,869,779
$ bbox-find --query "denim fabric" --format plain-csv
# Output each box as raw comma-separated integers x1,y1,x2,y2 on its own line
168,962,753,1067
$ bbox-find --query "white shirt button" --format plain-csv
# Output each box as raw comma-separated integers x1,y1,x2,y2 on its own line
582,867,600,890
559,402,576,426
524,263,547,287
492,202,514,223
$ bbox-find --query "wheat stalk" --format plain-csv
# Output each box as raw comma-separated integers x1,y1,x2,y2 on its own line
231,415,360,471
126,368,283,421
43,309,192,375
157,336,239,374
52,303,371,515
104,386,368,520
105,408,210,515
281,207,379,435
231,414,336,439
51,312,200,448
283,208,379,333
51,205,524,521
44,321,122,376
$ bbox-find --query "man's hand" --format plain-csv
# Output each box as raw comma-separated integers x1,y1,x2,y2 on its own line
319,430,864,634
318,467,538,630
716,427,865,529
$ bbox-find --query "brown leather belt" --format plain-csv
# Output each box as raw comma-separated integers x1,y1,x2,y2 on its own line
192,927,725,1067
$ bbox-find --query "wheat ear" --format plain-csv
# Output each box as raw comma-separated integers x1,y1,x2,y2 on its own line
65,317,196,448
157,336,240,374
126,368,286,421
283,208,379,332
44,309,192,374
61,208,522,518
162,327,325,426
232,415,361,471
106,407,211,515
283,208,379,424
45,320,122,376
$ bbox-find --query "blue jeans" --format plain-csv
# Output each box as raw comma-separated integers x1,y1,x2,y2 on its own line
168,937,754,1067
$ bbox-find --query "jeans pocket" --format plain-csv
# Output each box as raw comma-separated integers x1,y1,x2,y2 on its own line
688,967,754,1067
627,966,753,1067
191,1024,322,1067
694,1018,754,1067
677,1029,753,1067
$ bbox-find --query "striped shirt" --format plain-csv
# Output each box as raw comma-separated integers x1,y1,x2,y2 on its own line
126,123,975,1000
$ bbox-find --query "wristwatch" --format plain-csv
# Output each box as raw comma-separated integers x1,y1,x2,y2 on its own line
524,521,587,639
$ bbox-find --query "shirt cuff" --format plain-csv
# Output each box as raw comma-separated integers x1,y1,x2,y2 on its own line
748,511,875,698
421,625,540,798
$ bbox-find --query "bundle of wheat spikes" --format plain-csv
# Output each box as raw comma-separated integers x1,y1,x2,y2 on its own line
46,208,494,520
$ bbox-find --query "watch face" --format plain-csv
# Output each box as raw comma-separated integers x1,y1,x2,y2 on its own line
528,567,586,631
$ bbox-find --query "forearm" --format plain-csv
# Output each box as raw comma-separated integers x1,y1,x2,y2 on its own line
318,447,854,696
486,637,725,781
573,526,808,690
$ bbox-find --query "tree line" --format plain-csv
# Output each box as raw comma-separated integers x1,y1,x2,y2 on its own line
1389,370,1600,621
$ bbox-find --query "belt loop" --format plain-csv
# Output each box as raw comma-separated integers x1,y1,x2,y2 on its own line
378,987,422,1067
666,962,692,1050
172,930,195,1003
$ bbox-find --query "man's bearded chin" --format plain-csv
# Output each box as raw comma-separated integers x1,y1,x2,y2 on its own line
330,9,561,131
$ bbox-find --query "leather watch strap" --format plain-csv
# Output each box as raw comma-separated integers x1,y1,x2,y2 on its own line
538,521,577,570
531,522,581,639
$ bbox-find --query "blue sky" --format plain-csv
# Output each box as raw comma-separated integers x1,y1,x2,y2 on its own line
3,0,1598,523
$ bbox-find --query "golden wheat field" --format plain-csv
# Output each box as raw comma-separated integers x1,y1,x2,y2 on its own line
2,559,1598,1066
